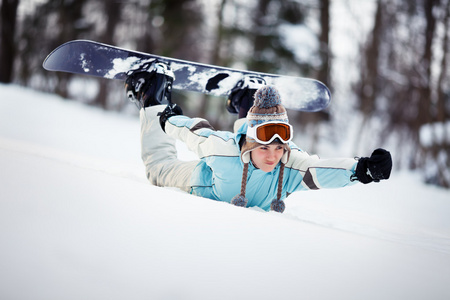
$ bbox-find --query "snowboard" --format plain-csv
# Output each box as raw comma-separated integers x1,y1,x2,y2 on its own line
43,40,331,112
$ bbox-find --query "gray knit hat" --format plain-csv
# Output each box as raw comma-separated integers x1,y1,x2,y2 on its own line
241,86,291,164
231,85,291,213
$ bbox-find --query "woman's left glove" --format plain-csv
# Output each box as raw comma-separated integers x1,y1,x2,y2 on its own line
158,103,183,132
355,148,392,184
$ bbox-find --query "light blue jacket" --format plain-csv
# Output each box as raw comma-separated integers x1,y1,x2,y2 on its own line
166,115,358,211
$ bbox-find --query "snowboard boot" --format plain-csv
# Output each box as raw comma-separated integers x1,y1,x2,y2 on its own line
226,76,266,118
125,62,175,108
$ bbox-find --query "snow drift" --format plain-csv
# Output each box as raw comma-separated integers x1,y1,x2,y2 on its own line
1,84,449,300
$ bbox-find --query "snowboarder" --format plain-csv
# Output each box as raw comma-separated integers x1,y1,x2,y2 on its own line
125,66,392,213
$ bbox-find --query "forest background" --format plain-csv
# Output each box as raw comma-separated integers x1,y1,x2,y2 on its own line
1,0,449,188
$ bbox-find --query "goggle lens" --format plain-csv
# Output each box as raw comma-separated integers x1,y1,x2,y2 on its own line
255,123,291,143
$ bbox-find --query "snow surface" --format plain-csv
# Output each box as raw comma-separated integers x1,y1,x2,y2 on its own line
1,84,450,300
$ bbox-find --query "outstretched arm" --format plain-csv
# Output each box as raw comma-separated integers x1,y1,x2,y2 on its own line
286,148,392,191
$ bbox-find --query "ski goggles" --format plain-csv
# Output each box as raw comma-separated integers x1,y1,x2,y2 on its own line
246,121,293,144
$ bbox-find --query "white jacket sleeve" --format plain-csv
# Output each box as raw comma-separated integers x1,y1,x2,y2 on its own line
165,115,240,159
286,148,358,190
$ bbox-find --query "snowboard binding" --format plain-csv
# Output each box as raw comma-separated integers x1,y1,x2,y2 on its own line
227,76,266,117
125,61,175,108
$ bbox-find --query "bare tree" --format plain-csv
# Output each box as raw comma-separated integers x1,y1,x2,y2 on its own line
153,0,204,62
94,0,122,109
0,0,19,83
298,0,331,152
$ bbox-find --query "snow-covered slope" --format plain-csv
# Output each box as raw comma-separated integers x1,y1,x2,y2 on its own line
1,84,449,300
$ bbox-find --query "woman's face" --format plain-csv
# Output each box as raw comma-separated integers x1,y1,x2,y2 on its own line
250,144,285,172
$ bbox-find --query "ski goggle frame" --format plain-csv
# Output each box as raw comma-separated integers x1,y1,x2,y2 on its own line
246,121,293,144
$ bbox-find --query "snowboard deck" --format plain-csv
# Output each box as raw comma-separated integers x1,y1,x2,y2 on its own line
43,40,331,112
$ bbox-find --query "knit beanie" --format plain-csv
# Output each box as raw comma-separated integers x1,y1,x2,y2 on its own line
231,85,291,213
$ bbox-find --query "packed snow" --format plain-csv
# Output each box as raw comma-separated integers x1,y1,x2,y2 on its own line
1,84,450,300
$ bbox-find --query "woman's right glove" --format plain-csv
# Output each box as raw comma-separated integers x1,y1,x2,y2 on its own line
355,148,392,184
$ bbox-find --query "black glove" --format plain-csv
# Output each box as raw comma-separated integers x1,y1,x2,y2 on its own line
158,104,183,132
355,148,392,184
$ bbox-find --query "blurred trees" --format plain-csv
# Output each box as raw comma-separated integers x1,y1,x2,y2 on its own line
1,0,449,187
355,0,450,187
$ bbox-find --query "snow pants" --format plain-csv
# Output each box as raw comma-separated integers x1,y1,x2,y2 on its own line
140,106,199,192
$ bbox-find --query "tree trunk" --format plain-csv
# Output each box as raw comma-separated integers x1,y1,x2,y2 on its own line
199,0,228,120
95,0,122,109
318,0,330,88
0,0,19,83
352,0,383,152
